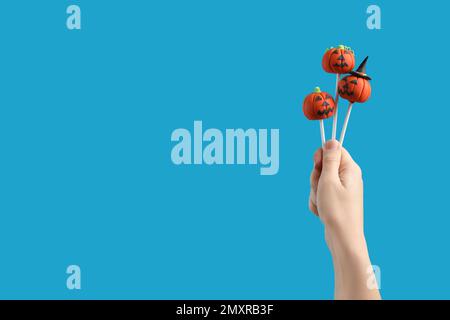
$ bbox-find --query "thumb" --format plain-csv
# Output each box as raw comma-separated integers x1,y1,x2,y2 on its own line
321,140,342,179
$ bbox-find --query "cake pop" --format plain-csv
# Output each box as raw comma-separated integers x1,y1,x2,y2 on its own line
322,45,355,74
322,45,356,140
303,87,336,146
338,56,372,145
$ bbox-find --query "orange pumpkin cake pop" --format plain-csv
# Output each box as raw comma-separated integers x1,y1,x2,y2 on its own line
303,87,336,146
338,56,371,103
322,45,355,74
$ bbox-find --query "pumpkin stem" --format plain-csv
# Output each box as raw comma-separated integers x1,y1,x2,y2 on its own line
314,87,321,93
338,44,345,49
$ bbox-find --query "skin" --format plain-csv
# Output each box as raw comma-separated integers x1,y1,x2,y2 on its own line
309,139,381,300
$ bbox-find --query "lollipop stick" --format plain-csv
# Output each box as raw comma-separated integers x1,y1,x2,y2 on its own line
339,103,353,146
320,119,326,147
332,73,340,140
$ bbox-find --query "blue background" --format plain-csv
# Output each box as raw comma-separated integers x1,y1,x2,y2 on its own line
0,0,448,299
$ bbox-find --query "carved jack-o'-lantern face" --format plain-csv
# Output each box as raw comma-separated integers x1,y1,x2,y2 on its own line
303,87,336,120
338,75,371,103
322,45,355,74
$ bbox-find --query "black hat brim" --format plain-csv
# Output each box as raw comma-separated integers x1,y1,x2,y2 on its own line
349,71,372,80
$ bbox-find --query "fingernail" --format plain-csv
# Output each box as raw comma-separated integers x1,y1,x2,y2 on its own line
325,140,339,151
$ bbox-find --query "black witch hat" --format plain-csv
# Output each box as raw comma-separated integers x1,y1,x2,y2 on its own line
349,56,371,80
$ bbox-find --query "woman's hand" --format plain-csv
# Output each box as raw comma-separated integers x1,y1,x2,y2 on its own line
309,140,381,300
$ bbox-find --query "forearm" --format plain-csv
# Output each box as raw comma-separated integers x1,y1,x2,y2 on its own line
326,226,381,300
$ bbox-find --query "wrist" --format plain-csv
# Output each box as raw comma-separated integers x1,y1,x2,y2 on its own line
325,223,367,259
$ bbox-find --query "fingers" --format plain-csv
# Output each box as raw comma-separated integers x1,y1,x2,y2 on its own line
309,148,322,217
340,147,355,169
339,147,363,187
313,147,323,170
321,140,342,180
310,148,322,191
309,193,318,216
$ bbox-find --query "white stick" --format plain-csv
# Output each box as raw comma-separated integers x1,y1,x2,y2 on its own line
320,119,326,147
339,103,353,146
332,73,340,140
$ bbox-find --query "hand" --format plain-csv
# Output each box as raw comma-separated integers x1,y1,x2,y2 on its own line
309,139,380,300
309,139,364,248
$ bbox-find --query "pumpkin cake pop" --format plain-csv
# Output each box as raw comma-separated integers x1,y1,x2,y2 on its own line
303,87,336,146
338,56,372,145
322,45,355,74
322,45,356,140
